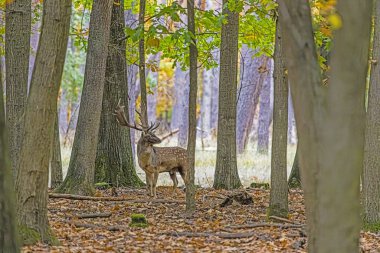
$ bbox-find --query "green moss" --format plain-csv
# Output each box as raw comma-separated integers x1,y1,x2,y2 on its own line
18,225,60,246
94,182,111,190
129,213,148,228
267,204,288,218
18,226,41,246
250,182,270,189
288,178,301,189
363,222,380,232
55,175,95,196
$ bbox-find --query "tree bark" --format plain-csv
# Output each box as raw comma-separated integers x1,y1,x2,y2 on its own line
147,53,161,123
269,20,288,218
0,50,20,253
279,0,372,251
257,59,273,154
15,0,72,244
50,113,63,189
5,0,31,178
95,0,144,188
363,0,380,227
56,0,113,196
186,0,197,214
138,0,148,126
213,1,241,189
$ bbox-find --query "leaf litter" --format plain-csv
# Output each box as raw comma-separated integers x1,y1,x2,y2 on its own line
22,188,380,253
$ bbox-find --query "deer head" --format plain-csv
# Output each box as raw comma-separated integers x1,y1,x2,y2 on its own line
114,100,161,145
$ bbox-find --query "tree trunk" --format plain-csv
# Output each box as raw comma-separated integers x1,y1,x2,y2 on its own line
95,0,144,188
269,20,288,218
279,0,372,251
288,143,301,188
125,8,139,161
213,1,241,189
186,0,197,214
50,112,63,189
0,50,20,253
138,0,148,126
56,0,113,196
15,0,72,244
236,46,265,154
5,0,31,178
257,59,273,154
200,68,212,137
363,0,380,228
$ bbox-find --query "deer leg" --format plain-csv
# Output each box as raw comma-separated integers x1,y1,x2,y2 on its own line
146,172,154,197
153,171,159,198
169,171,178,195
179,167,189,192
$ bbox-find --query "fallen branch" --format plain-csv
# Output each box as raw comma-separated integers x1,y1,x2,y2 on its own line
225,222,304,230
165,231,256,239
49,193,185,204
77,212,112,219
269,215,300,225
71,222,129,231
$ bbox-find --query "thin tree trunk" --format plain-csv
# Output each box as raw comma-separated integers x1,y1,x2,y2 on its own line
363,0,380,228
125,8,139,161
147,53,160,123
236,47,265,154
200,68,212,137
5,0,31,178
138,0,148,126
288,143,301,188
0,49,20,253
257,59,273,154
269,20,288,218
279,0,372,251
56,0,113,196
15,0,72,244
50,112,63,189
95,0,144,188
213,0,241,189
186,0,197,214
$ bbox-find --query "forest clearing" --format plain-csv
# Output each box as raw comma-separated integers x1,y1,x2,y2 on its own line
1,0,380,252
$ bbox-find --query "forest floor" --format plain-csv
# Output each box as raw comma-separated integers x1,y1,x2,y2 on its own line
22,187,380,253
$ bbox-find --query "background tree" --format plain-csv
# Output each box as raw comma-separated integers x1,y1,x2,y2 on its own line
15,0,72,244
95,0,144,188
279,0,372,251
5,0,31,177
139,0,148,125
268,19,288,218
0,57,20,253
363,0,380,229
56,0,113,196
288,144,301,188
186,0,197,214
213,1,242,189
50,103,63,189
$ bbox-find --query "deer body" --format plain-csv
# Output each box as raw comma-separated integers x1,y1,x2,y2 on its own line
114,101,188,198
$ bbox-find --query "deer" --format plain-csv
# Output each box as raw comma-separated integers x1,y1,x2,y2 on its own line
114,101,188,198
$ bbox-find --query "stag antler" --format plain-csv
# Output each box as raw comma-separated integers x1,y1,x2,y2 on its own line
114,99,143,131
134,108,160,132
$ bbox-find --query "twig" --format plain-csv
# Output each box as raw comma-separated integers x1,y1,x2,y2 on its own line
269,215,300,225
71,222,128,231
77,212,112,219
164,231,256,239
225,222,304,230
49,193,185,204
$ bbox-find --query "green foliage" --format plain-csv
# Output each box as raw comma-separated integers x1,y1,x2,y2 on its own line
363,222,380,232
62,48,85,102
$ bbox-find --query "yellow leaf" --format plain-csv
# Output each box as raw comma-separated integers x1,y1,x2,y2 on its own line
328,13,342,30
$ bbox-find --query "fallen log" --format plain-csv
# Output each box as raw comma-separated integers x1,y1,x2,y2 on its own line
77,212,112,219
164,231,256,239
49,193,185,204
71,222,128,231
225,222,304,230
